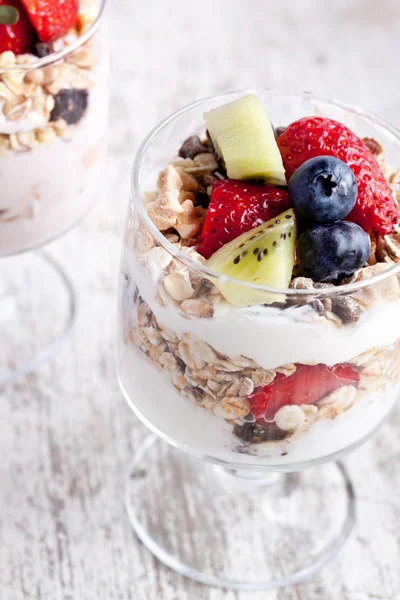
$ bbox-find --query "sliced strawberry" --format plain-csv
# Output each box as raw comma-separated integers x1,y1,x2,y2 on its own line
0,0,34,54
250,363,359,421
197,179,290,259
21,0,78,42
277,117,399,235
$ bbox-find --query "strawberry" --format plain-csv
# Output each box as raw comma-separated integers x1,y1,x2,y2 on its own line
21,0,79,42
0,0,34,54
277,117,399,235
250,363,359,421
197,179,290,259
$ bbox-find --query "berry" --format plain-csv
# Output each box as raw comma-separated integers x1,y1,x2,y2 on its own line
33,39,53,57
250,363,359,421
205,209,296,307
288,156,357,224
277,117,399,235
0,0,34,54
197,179,290,259
298,221,370,282
50,89,89,125
21,0,78,42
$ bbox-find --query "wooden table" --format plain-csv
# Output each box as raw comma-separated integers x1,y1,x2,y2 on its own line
2,1,400,598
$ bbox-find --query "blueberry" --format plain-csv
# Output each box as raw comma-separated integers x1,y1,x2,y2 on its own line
50,89,89,125
34,42,54,58
298,221,370,282
289,156,357,224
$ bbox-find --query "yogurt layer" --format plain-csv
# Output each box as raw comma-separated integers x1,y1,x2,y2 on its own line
128,254,400,369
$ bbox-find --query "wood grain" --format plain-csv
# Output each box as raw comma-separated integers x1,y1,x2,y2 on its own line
2,0,400,598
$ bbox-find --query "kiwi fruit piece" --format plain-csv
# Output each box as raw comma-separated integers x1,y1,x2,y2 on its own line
205,209,296,306
204,94,286,185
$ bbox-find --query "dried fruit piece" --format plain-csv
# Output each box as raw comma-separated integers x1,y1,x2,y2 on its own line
50,89,88,125
198,179,291,259
205,209,296,306
250,363,360,421
204,94,286,185
278,116,399,235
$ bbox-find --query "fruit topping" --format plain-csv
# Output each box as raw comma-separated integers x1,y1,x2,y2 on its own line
277,116,399,235
50,89,89,125
205,209,296,306
250,363,360,421
21,0,79,42
178,135,209,159
33,39,53,57
197,179,291,259
298,221,370,282
0,0,34,54
288,156,357,224
204,94,286,185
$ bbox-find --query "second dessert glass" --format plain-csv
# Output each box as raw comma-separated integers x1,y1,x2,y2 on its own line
117,90,400,589
0,0,108,382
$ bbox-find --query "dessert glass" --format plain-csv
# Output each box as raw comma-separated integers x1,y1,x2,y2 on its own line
117,91,400,589
0,0,108,383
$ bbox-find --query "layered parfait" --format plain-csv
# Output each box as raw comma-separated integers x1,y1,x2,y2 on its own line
119,93,400,466
0,0,107,256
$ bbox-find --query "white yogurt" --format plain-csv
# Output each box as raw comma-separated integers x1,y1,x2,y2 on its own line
118,342,398,468
116,253,400,467
129,255,400,369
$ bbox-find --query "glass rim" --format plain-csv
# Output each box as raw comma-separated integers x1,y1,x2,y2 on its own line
131,88,400,299
0,0,107,72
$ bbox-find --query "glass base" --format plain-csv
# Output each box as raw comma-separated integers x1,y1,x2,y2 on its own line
125,436,356,591
0,251,76,384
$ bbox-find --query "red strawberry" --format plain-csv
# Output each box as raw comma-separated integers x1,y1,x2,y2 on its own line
0,0,34,54
250,363,359,421
197,179,291,259
277,117,399,235
21,0,78,42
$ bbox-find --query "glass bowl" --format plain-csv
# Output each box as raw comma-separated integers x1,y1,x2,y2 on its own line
0,0,108,382
117,90,400,589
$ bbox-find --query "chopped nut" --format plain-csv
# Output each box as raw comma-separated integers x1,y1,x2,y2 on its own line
175,199,201,239
164,271,194,301
275,405,305,431
362,137,383,156
180,299,214,318
331,296,361,324
177,169,198,192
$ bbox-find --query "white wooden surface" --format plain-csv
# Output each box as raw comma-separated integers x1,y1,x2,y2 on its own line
2,0,400,598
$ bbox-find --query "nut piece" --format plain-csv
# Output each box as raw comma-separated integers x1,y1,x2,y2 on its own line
331,296,361,324
175,199,201,239
362,137,383,156
164,271,194,301
275,405,305,431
